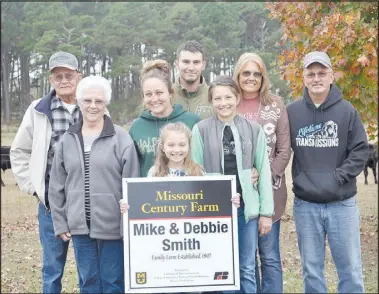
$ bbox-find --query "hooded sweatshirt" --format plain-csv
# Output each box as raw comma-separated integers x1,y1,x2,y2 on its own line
129,104,200,177
286,84,368,203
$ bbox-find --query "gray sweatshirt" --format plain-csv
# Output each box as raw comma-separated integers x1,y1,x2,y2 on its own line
49,115,140,240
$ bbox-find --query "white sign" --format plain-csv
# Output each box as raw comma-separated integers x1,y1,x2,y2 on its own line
122,176,240,293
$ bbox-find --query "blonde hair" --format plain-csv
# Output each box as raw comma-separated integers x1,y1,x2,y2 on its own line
153,122,204,177
232,53,272,105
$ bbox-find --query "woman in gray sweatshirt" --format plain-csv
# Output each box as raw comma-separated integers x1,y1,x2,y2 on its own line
49,76,140,293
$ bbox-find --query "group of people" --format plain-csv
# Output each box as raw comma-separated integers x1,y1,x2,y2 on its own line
10,40,368,294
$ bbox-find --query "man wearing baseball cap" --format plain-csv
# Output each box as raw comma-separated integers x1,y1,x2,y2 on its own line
11,51,82,293
286,51,368,293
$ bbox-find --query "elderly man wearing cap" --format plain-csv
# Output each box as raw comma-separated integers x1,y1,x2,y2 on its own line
286,51,368,293
11,51,82,293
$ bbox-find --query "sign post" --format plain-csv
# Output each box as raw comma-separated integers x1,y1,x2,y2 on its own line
122,176,240,293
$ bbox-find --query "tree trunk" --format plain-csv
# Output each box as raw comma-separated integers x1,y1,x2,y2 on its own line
124,73,130,99
116,76,120,101
131,72,139,93
101,55,107,76
20,53,31,111
86,52,91,76
260,19,266,50
11,55,21,115
40,67,45,99
1,45,11,123
10,54,16,97
121,76,125,100
112,76,119,101
43,63,50,94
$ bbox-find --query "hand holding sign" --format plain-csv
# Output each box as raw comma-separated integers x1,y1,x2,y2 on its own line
120,199,130,214
231,193,241,208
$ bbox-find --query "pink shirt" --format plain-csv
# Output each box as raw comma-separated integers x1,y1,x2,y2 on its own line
238,94,291,222
239,97,261,122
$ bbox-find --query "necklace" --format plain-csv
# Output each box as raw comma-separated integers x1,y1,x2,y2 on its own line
253,101,261,121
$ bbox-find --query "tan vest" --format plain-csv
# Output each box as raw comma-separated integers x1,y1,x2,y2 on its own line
172,76,213,120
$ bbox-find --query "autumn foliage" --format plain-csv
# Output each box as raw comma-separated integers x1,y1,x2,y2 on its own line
266,2,378,141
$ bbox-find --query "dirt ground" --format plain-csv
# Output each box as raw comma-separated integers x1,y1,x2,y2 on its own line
1,133,378,293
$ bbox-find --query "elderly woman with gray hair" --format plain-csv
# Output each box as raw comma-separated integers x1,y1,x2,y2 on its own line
49,75,140,293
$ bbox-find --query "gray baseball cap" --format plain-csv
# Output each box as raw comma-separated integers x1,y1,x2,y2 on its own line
49,51,79,72
303,51,332,69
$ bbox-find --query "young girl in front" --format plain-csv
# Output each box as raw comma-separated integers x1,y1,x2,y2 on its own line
121,122,240,211
190,75,274,293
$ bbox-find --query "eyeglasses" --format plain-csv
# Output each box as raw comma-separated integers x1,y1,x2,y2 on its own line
241,71,263,79
82,99,105,107
304,71,331,80
51,73,76,83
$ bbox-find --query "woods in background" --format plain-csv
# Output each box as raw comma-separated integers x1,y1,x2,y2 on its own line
1,2,377,140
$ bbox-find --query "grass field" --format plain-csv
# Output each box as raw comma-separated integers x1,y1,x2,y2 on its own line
1,130,378,293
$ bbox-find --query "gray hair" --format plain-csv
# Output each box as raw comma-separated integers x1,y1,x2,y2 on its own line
76,75,112,106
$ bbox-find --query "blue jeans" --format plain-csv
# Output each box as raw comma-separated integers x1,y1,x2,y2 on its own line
38,202,69,293
72,235,124,293
222,209,259,294
255,220,283,293
293,196,364,293
237,207,259,293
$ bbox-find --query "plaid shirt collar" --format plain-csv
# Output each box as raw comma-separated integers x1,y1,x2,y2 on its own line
51,95,79,111
45,94,81,208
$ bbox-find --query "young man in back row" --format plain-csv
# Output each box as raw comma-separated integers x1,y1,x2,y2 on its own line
173,40,213,120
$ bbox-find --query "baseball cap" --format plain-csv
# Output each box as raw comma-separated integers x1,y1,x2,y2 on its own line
303,51,332,69
49,51,79,72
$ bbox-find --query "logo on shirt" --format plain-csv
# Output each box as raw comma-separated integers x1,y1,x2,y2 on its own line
168,169,187,177
138,137,158,154
195,105,213,117
296,120,339,148
223,141,236,155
